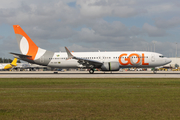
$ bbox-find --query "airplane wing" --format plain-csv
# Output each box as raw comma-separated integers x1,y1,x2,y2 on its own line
65,47,103,68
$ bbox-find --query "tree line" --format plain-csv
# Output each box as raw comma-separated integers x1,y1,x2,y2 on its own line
0,58,21,63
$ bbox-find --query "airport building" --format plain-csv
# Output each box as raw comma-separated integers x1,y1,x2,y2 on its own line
166,58,180,68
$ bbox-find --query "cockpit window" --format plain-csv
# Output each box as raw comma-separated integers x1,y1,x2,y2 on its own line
159,55,164,58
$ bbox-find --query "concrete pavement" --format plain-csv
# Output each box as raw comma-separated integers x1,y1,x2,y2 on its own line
0,71,179,78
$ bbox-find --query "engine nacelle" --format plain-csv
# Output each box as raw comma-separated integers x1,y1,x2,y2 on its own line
101,62,119,71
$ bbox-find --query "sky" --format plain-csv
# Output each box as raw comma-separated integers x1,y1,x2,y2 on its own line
0,0,180,59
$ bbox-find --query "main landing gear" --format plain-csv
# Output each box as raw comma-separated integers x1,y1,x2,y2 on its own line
153,70,157,74
89,69,94,74
152,68,157,74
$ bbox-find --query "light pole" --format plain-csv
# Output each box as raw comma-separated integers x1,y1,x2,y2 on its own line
176,43,178,58
153,41,155,52
175,43,178,69
150,44,152,52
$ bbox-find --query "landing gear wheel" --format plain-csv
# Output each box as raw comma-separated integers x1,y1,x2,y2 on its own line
153,70,157,74
89,69,94,74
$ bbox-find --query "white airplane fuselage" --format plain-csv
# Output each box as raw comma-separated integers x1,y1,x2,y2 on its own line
46,51,171,68
0,64,10,70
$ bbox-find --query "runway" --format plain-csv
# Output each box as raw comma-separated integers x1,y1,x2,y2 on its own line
0,71,180,78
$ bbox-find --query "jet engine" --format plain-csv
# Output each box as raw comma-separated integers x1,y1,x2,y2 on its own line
101,62,119,71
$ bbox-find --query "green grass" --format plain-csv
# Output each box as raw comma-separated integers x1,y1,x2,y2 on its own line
0,78,180,120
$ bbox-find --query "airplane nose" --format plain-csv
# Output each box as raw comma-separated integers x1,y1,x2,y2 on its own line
166,58,172,64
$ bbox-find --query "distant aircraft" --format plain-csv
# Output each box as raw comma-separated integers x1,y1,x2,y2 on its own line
13,63,49,71
0,58,17,70
11,25,171,74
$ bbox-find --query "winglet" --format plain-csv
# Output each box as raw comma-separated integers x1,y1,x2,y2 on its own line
65,47,74,59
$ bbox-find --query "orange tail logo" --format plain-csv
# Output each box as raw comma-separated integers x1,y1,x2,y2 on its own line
13,25,38,60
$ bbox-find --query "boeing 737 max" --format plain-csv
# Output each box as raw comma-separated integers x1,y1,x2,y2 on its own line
11,25,171,74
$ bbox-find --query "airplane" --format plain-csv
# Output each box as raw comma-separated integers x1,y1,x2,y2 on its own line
13,62,49,71
10,25,171,74
0,58,17,70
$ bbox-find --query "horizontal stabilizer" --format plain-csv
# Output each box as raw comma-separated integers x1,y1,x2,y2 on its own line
10,52,32,58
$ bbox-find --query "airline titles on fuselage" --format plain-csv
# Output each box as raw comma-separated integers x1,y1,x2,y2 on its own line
49,53,149,66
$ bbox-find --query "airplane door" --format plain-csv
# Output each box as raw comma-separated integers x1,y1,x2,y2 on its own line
151,54,155,62
40,56,44,63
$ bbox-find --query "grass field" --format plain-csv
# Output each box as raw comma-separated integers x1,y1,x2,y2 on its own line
0,78,180,120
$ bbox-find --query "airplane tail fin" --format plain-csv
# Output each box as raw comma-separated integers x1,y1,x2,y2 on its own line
13,25,46,60
11,58,18,66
